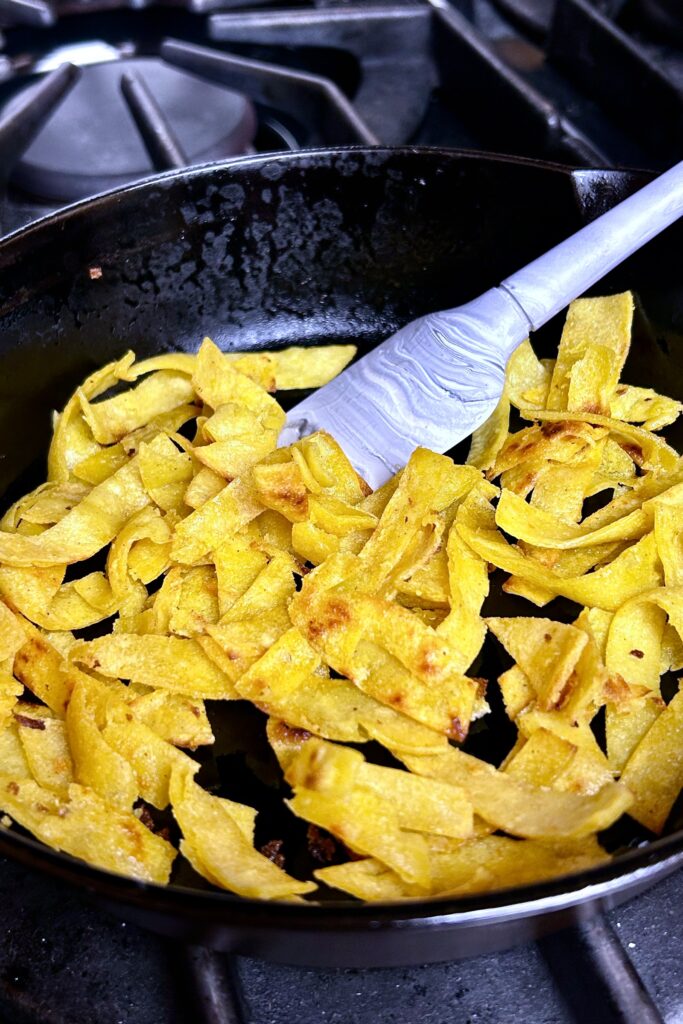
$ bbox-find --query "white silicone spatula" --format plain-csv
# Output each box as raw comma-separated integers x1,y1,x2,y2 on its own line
280,162,683,489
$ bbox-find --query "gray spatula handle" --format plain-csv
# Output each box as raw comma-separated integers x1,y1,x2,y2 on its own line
497,159,683,334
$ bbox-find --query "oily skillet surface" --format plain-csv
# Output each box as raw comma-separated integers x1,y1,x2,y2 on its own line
1,148,683,967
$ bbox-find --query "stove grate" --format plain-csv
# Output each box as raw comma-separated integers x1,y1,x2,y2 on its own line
121,68,188,169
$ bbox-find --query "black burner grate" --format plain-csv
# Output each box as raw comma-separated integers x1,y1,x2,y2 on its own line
0,0,681,225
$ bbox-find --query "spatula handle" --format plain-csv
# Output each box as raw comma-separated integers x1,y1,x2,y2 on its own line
498,159,683,332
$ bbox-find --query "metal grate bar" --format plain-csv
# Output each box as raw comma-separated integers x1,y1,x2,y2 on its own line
208,4,434,144
191,0,275,14
490,0,554,37
0,0,54,27
432,1,609,166
0,62,79,181
160,38,378,147
548,0,683,164
121,71,187,170
538,914,664,1024
209,6,431,61
184,948,246,1024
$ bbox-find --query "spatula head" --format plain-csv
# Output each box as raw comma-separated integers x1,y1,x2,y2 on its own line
280,300,519,490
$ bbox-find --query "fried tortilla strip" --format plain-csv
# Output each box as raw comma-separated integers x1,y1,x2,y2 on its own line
260,344,356,389
198,399,284,479
293,587,480,739
0,670,22,732
13,626,91,716
204,553,297,681
494,420,604,481
137,433,194,514
234,626,320,698
519,409,679,474
103,702,196,808
400,747,631,840
495,488,650,550
203,609,291,686
66,677,138,811
0,564,117,630
293,431,368,505
192,337,286,423
80,371,195,445
0,776,175,883
0,721,31,776
48,352,136,482
546,293,633,413
286,738,473,840
122,686,213,749
620,689,683,833
72,402,198,488
315,858,424,901
457,496,662,611
213,537,268,617
661,622,683,673
509,716,613,797
605,596,667,692
106,507,172,619
590,438,638,494
498,665,535,721
611,385,683,432
175,343,355,392
0,451,153,567
252,458,309,523
167,566,219,637
170,476,263,564
436,519,488,673
654,494,683,587
9,481,91,527
218,552,296,625
467,391,510,472
241,635,448,752
486,617,588,711
70,634,236,699
170,765,316,899
396,547,450,609
127,352,196,378
317,834,608,900
503,728,577,788
515,706,607,761
288,785,430,889
308,495,377,538
72,444,130,486
194,430,280,481
15,705,73,797
529,446,604,525
184,465,225,509
506,339,553,411
353,451,480,597
606,587,683,696
0,601,26,662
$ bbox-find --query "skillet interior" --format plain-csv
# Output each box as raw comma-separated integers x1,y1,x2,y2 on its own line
1,147,683,965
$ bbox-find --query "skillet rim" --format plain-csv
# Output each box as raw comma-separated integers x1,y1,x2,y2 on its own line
0,144,678,928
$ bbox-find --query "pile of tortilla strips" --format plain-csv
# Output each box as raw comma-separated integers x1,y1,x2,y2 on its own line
0,291,682,903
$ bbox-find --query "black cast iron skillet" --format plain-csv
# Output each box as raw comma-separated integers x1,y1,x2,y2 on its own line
1,147,683,969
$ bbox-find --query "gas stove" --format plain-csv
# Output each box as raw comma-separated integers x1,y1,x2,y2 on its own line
1,0,682,236
1,1,683,1022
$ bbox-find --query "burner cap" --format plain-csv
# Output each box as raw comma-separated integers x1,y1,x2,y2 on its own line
4,57,258,202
